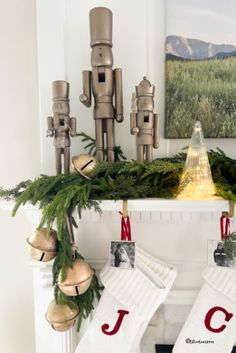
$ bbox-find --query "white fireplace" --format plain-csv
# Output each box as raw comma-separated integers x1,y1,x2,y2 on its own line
19,199,230,353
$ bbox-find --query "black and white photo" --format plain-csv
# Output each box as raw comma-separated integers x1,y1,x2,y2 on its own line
208,240,236,269
110,241,135,269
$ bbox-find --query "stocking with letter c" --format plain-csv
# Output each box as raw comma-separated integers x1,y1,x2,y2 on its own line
173,266,236,353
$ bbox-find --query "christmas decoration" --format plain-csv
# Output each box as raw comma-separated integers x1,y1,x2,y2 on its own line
70,154,97,179
27,228,58,262
173,266,236,353
58,258,94,296
178,121,216,199
79,7,124,162
3,149,236,215
45,299,79,332
47,80,78,174
75,247,176,353
1,148,236,331
130,77,159,161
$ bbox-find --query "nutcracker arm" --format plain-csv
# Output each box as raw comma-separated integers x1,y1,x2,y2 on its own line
153,113,160,149
130,113,139,135
114,68,124,122
46,116,54,137
69,117,78,137
79,70,91,107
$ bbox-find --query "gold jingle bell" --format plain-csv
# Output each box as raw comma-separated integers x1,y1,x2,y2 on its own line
45,299,79,332
27,228,58,262
71,154,97,179
58,259,94,296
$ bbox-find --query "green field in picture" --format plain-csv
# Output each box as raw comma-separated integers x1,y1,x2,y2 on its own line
165,56,236,138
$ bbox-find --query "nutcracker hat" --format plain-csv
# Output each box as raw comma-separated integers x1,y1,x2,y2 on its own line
90,7,113,47
52,80,69,101
136,76,155,98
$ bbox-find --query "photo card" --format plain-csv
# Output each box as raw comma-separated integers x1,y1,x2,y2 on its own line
109,241,136,269
207,239,236,269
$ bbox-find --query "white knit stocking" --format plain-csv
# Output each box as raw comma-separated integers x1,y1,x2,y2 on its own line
173,266,236,353
75,247,176,353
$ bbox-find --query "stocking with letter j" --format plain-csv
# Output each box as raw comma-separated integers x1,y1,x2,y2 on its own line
75,247,176,353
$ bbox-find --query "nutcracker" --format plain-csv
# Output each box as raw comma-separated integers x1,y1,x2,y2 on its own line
130,77,159,162
47,80,78,174
79,7,124,162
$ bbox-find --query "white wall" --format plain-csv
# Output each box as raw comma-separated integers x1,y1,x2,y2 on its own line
38,0,236,176
0,0,39,352
1,0,236,352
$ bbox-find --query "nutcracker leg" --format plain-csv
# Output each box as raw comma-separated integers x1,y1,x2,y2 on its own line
55,148,62,175
95,119,104,161
137,145,144,162
146,145,153,162
106,119,115,162
64,147,70,173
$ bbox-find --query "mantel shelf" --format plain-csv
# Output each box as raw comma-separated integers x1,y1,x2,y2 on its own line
99,199,230,213
0,199,231,213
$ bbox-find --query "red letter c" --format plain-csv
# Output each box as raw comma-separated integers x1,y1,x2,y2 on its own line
204,306,233,333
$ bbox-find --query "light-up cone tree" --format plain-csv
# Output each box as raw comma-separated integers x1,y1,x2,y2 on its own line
178,121,216,199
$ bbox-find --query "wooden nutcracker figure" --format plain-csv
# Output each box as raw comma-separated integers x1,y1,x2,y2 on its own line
79,7,124,162
130,77,159,162
47,80,78,174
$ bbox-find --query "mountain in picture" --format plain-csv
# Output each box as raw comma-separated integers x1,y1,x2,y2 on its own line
166,35,236,60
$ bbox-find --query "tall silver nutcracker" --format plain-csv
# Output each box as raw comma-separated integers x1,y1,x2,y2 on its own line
80,7,124,162
130,77,159,162
47,80,78,175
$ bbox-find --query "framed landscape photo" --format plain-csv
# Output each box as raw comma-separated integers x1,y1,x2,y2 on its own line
165,0,236,138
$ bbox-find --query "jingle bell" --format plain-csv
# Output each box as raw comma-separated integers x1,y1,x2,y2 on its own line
58,259,94,296
45,299,79,332
71,154,97,179
27,228,58,262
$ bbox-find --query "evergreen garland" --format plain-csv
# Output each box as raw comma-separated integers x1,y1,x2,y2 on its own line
1,147,236,330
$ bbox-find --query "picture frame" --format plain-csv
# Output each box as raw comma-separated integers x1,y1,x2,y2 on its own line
165,0,236,138
109,241,136,269
208,239,236,269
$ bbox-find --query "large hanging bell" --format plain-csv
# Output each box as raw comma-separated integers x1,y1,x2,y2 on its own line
27,228,58,262
45,299,79,332
58,259,94,296
70,154,97,179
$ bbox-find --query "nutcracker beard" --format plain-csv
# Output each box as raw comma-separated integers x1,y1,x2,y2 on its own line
75,247,176,353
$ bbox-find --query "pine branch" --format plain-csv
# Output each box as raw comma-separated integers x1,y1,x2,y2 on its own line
1,148,236,332
79,131,127,161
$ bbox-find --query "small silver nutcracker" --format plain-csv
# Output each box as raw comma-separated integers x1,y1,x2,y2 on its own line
79,7,124,162
130,77,159,162
47,80,78,175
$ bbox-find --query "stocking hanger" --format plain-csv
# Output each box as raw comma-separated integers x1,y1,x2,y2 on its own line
122,200,128,218
222,200,235,218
